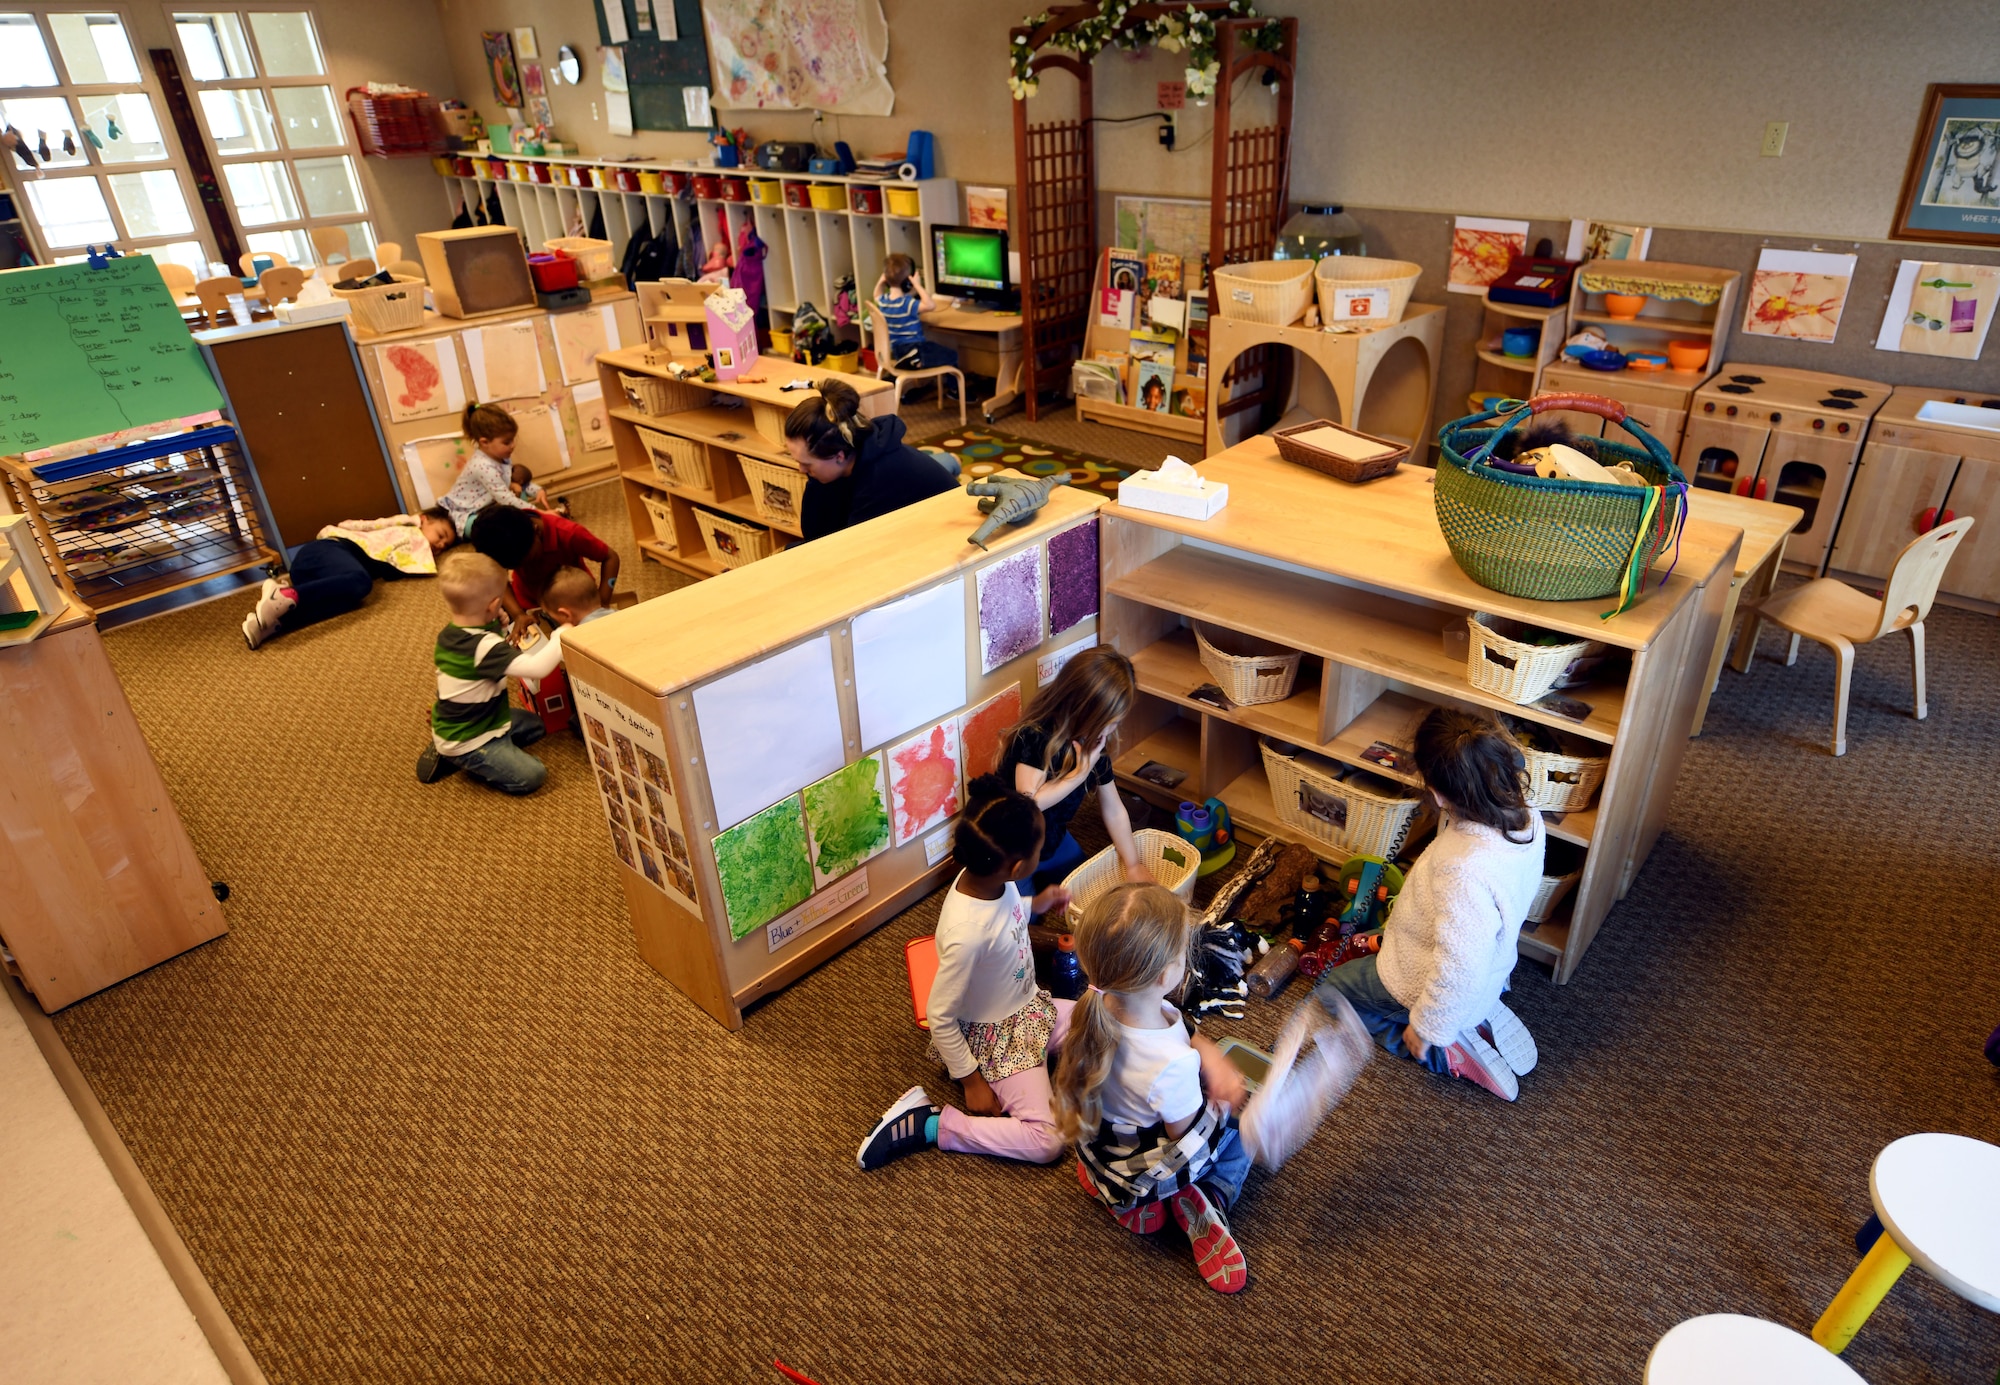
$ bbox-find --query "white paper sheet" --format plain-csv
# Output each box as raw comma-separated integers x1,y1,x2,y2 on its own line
600,0,628,44
572,674,701,915
572,379,613,451
606,89,634,138
695,634,849,831
462,320,547,402
551,303,621,384
850,577,967,753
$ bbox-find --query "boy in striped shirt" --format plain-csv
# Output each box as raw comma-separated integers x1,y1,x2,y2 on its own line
875,254,958,385
418,549,567,794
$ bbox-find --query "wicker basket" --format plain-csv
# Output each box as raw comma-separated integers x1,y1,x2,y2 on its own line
636,425,713,492
697,507,776,570
545,236,614,280
1210,260,1316,326
618,371,709,417
1062,829,1200,928
330,274,425,335
1466,613,1604,706
1528,840,1587,923
1270,419,1410,484
1435,395,1690,615
639,492,679,550
1313,256,1422,327
749,399,790,444
1192,623,1302,705
1502,717,1609,813
1260,739,1431,859
738,455,809,529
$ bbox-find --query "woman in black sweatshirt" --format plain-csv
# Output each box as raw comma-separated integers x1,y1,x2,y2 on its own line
785,378,958,540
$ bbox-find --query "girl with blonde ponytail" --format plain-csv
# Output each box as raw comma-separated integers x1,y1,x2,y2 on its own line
1055,883,1255,1294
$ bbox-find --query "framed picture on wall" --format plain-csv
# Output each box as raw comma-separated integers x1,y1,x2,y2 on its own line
1891,84,2000,247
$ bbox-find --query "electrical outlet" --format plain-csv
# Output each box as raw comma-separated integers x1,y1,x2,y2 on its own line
1158,112,1177,151
1761,122,1788,157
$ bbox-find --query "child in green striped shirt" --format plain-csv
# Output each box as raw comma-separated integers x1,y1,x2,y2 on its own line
418,549,567,794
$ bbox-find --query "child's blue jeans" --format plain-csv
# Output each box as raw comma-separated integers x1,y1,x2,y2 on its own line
1199,1126,1252,1210
452,709,547,795
893,339,959,372
1314,954,1451,1075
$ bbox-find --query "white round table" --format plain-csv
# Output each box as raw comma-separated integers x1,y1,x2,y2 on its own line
1647,1314,1867,1384
1873,1132,2000,1312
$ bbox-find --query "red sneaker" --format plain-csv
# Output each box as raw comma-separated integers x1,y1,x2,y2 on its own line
1168,1184,1248,1293
1442,1030,1519,1101
1077,1160,1166,1233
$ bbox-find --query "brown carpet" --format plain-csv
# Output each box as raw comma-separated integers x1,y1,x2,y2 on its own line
46,470,2000,1384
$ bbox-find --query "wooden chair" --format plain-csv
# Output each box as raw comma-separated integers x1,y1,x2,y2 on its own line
373,239,402,265
258,265,307,305
158,262,197,297
1751,516,1972,755
309,225,352,265
192,276,239,327
238,250,289,275
868,298,965,426
382,258,426,281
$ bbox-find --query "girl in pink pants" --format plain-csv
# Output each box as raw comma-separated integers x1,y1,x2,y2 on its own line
857,774,1077,1170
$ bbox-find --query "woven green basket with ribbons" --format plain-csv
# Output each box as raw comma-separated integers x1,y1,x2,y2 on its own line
1435,392,1691,617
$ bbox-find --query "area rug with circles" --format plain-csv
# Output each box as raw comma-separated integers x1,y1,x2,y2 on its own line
917,425,1135,496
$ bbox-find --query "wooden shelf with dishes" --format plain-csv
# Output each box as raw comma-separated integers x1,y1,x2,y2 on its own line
1470,292,1566,414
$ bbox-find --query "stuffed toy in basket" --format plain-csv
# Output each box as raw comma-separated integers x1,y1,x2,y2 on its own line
1434,392,1690,617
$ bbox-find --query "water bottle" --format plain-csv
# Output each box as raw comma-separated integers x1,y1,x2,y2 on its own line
1046,934,1086,1000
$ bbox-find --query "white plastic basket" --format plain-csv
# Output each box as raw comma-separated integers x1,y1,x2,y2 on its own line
1210,260,1315,326
1062,829,1200,928
544,235,615,280
1313,256,1422,328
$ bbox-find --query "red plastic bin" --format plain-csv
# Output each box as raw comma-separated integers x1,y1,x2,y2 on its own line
527,251,579,293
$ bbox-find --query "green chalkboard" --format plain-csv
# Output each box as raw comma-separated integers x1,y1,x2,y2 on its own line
0,256,224,454
597,0,712,132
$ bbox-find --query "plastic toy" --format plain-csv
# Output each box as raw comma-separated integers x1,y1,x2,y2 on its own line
1297,855,1404,978
1180,919,1254,1023
965,470,1071,549
1174,795,1236,874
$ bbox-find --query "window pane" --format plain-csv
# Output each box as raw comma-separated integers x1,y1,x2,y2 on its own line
77,92,168,163
221,159,297,224
173,13,254,80
0,96,88,168
0,14,58,86
295,154,361,217
245,226,312,264
198,87,279,153
248,12,322,77
273,84,342,148
46,13,140,85
24,177,115,245
141,240,210,276
109,170,192,236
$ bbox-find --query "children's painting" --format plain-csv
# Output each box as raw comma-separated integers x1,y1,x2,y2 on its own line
572,381,613,451
551,304,621,385
1448,216,1530,295
976,545,1043,674
482,31,522,108
508,404,571,479
888,720,963,846
712,794,815,940
376,338,464,423
956,684,1022,783
1741,249,1856,344
1876,259,2000,359
400,434,475,510
801,755,892,889
1045,518,1098,636
465,319,545,401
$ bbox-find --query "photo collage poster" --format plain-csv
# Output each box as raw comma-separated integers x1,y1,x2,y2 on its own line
571,675,701,915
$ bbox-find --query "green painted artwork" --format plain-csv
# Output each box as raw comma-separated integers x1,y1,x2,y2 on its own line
713,794,814,940
0,255,226,453
801,755,891,888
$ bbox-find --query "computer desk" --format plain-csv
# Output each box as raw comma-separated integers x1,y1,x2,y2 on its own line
919,302,1026,423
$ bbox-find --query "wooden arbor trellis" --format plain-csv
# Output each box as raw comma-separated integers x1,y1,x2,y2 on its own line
1008,4,1298,422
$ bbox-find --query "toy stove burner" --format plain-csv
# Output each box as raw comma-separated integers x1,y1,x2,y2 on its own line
1717,384,1754,394
1818,398,1857,410
1827,388,1865,399
1727,374,1765,385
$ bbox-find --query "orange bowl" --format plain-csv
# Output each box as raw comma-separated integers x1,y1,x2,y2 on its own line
1666,339,1710,372
1602,292,1647,319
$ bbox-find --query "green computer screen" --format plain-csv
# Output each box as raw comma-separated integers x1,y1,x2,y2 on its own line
937,230,1005,288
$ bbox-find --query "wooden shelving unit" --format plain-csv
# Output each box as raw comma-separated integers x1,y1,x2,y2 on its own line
1098,436,1739,984
1470,295,1565,411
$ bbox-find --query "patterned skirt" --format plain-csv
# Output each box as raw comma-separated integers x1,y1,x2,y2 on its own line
930,990,1059,1084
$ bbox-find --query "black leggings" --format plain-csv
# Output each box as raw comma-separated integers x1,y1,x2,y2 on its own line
276,538,381,633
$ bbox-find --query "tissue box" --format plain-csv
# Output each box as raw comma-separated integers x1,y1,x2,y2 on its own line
705,292,759,382
273,299,351,325
1117,468,1228,519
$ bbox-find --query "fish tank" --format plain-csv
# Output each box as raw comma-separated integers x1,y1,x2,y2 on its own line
1272,205,1367,261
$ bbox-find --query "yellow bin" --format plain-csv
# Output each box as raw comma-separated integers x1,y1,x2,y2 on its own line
808,183,847,211
749,178,783,205
769,329,794,355
637,170,665,194
823,350,860,374
886,186,922,217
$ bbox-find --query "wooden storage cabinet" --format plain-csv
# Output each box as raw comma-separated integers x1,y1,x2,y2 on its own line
1936,457,2000,604
1470,296,1565,409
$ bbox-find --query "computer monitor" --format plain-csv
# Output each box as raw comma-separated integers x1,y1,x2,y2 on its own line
931,224,1012,308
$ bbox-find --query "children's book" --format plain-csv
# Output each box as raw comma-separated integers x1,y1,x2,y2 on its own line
1145,252,1183,301
1127,327,1176,364
1097,247,1143,329
1186,291,1210,379
1093,349,1131,374
1133,359,1174,414
1173,383,1206,419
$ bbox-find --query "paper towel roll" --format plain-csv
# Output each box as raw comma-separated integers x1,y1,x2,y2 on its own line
897,161,919,182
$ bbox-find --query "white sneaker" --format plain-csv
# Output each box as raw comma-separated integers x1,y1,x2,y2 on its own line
1442,1028,1519,1101
1481,999,1538,1075
242,608,270,649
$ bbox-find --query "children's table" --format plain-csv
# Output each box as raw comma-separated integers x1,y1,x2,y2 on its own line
1646,1315,1865,1384
1682,488,1805,733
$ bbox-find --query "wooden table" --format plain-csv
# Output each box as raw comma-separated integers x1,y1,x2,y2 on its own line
919,303,1025,424
1683,489,1804,734
1099,437,1737,983
563,478,1105,1028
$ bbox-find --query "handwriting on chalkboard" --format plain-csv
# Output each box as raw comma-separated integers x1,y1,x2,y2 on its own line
0,256,224,454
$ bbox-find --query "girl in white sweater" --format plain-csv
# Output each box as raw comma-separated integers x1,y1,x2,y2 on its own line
1314,708,1545,1101
857,775,1075,1170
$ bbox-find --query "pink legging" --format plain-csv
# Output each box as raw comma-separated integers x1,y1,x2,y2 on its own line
936,998,1074,1164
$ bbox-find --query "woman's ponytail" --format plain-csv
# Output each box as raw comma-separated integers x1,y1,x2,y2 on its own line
784,377,871,461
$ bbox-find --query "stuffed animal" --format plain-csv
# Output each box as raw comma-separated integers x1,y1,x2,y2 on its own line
965,471,1072,549
1180,920,1255,1023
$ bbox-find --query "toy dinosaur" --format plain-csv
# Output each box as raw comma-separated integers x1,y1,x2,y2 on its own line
965,471,1072,550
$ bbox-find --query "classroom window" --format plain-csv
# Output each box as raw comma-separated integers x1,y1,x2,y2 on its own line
171,6,372,265
0,6,216,266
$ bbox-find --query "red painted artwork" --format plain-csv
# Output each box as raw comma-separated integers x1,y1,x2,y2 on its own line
888,720,962,846
383,343,441,409
957,684,1022,783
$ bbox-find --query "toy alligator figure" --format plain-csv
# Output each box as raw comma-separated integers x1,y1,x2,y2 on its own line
965,470,1072,550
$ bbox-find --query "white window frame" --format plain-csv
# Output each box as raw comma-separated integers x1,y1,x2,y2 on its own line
0,4,217,267
165,3,372,266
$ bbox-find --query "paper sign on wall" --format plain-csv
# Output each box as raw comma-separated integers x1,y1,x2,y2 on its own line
1875,259,2000,360
464,319,547,401
850,577,967,752
572,380,613,451
1038,633,1098,688
1741,248,1857,344
694,634,849,832
510,402,571,478
572,674,700,914
401,433,474,509
376,337,465,423
767,868,868,953
551,303,623,384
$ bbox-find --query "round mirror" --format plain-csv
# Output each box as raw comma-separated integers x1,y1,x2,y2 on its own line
556,45,582,86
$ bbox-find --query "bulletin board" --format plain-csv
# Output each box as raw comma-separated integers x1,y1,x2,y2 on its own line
595,0,713,132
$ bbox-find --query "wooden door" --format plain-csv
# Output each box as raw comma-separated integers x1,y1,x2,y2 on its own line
1677,414,1768,494
1756,429,1864,572
1827,442,1960,582
1937,456,2000,603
